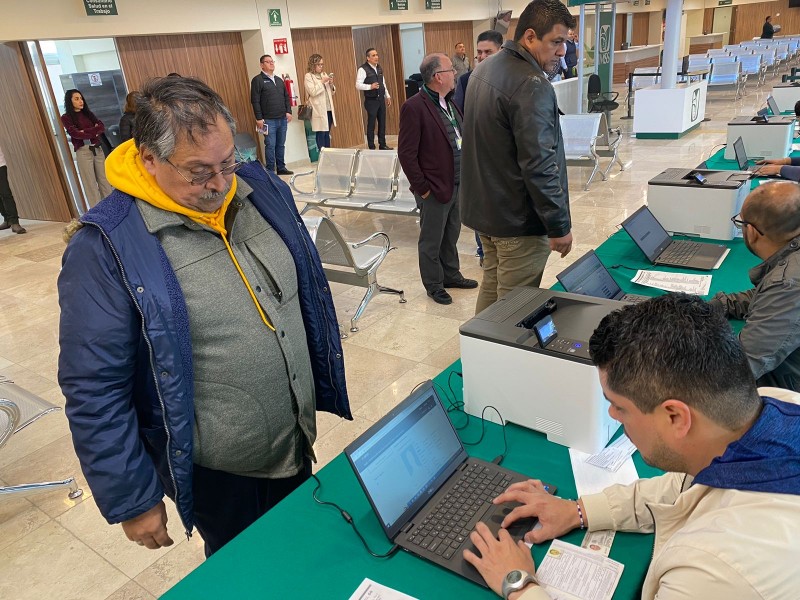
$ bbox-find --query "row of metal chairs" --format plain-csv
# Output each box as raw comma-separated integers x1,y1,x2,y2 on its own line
561,112,626,191
289,148,418,215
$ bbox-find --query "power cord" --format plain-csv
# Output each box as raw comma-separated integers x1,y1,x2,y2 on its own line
610,263,638,272
310,474,400,559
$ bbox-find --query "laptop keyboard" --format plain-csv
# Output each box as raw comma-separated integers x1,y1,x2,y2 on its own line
659,241,702,265
404,462,513,560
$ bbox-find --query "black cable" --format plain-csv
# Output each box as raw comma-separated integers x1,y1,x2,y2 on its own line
610,263,638,272
707,143,726,159
310,474,399,559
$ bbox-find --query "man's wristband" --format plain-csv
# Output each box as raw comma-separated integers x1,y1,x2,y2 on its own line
576,501,585,530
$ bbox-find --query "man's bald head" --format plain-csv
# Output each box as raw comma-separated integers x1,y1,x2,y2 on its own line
743,182,800,244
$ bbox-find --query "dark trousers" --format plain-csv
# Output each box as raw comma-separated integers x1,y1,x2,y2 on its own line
192,458,311,557
0,166,19,225
315,111,334,150
364,97,386,149
414,185,463,292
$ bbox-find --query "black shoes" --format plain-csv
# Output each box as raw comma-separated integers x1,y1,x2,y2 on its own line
444,278,479,289
277,168,294,175
0,221,26,234
427,289,453,305
379,145,393,150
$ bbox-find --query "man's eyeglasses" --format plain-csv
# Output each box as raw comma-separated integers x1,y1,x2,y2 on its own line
166,151,245,186
731,214,763,236
435,68,457,75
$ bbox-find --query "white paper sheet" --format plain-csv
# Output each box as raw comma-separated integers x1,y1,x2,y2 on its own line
569,449,639,497
536,540,624,600
632,270,711,295
585,435,637,472
348,578,418,600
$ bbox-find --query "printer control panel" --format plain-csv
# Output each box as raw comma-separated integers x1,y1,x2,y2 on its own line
545,337,591,359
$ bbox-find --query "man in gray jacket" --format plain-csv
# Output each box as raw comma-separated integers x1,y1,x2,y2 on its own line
460,0,575,314
708,181,800,392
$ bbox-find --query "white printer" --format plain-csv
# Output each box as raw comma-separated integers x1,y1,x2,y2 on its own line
459,288,621,454
725,115,794,160
647,168,749,240
770,82,800,113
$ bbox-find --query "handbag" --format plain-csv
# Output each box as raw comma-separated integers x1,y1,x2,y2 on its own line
298,104,313,121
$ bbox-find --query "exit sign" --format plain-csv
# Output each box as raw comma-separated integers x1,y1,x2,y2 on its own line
268,8,282,26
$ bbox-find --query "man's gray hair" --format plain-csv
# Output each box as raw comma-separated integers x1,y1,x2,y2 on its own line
134,76,236,160
420,54,445,85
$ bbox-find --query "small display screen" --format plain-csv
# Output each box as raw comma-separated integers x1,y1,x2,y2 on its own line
533,315,558,347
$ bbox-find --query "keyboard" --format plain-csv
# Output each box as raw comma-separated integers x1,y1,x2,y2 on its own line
404,462,512,560
659,240,702,265
622,294,650,303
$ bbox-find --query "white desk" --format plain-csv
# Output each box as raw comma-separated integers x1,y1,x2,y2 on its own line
633,80,707,138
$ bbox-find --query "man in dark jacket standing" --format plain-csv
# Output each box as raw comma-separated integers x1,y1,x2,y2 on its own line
398,54,477,305
356,48,392,150
761,16,775,39
250,54,293,175
59,77,350,558
460,0,575,314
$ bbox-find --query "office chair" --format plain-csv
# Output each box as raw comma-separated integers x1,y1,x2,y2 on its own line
587,73,620,126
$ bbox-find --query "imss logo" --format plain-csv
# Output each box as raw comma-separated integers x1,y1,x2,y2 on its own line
691,88,700,121
599,25,611,64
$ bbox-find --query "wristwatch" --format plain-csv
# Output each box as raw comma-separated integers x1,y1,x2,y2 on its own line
501,569,538,600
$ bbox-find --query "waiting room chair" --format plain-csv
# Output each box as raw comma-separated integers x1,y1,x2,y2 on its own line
587,73,619,127
234,132,259,163
0,377,83,501
301,214,405,335
560,113,605,190
369,168,419,215
324,150,397,209
290,147,358,210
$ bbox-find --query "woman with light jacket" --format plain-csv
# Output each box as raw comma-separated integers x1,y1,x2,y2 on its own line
303,54,337,150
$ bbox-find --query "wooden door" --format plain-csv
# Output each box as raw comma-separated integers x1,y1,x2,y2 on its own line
0,42,74,222
352,26,403,137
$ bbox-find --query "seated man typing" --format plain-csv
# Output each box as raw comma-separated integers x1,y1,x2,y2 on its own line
464,293,800,600
708,182,800,391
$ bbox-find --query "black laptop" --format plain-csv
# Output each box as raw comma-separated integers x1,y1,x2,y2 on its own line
732,136,782,179
621,206,729,270
557,250,651,303
345,380,556,587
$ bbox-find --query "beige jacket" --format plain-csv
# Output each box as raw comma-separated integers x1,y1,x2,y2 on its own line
521,470,800,600
303,72,336,133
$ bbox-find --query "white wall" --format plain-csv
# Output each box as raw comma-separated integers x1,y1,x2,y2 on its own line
400,24,426,79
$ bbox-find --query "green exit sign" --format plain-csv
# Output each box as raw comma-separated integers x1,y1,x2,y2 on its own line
268,8,282,26
425,0,442,8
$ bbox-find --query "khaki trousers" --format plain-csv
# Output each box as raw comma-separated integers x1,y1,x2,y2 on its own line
76,145,113,207
475,234,551,314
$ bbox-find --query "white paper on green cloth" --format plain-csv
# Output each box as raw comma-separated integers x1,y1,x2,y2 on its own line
536,539,624,600
568,448,639,497
632,269,711,295
348,578,418,600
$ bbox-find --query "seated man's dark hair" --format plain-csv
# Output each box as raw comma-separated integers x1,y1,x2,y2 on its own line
589,294,761,430
477,30,504,46
515,0,577,42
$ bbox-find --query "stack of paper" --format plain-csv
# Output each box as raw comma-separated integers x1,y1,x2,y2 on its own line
537,540,624,600
632,270,711,295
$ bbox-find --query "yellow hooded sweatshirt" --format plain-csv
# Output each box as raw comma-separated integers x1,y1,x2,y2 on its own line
105,139,275,331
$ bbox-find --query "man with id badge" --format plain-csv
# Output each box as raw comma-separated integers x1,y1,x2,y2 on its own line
398,53,477,305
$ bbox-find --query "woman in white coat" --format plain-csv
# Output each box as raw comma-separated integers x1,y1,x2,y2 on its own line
304,54,337,150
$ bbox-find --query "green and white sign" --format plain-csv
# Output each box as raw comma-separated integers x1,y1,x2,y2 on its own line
718,0,732,5
425,0,442,8
83,0,117,16
268,8,282,26
389,0,408,10
597,10,614,93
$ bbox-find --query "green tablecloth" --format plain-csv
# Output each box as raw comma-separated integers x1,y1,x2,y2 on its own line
702,145,800,189
163,231,760,600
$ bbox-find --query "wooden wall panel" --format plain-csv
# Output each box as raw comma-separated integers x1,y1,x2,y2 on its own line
352,26,402,137
615,14,626,50
0,42,73,222
703,8,715,36
729,1,800,44
613,54,660,84
290,27,364,149
632,13,649,47
116,33,251,151
422,21,475,65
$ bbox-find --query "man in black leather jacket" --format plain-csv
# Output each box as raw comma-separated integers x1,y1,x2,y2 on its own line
460,0,575,314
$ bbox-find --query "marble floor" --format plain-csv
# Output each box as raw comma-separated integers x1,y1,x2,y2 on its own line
0,80,776,599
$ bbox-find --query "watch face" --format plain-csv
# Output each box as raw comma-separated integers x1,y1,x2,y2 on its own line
507,570,523,584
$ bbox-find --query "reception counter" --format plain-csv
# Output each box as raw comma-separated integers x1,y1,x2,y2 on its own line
634,79,707,138
688,33,725,55
612,44,662,84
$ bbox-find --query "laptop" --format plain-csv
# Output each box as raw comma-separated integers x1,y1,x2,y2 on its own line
767,95,781,117
621,206,729,270
345,380,556,587
732,136,783,179
556,250,651,303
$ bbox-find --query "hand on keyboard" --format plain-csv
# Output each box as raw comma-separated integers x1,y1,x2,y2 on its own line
463,522,537,597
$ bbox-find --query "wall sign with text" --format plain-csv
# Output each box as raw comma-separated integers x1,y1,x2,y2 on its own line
83,0,117,16
389,0,408,10
268,8,282,26
274,38,289,55
425,0,442,8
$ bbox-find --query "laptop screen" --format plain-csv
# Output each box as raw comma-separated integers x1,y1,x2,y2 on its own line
767,95,781,116
733,136,749,171
621,206,672,262
345,382,466,539
557,251,623,300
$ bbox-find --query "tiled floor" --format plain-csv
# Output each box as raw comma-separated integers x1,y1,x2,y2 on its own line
0,79,774,598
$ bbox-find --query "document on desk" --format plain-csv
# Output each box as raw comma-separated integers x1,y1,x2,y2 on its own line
348,579,418,600
536,540,624,600
569,448,639,497
585,435,637,472
632,270,712,295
